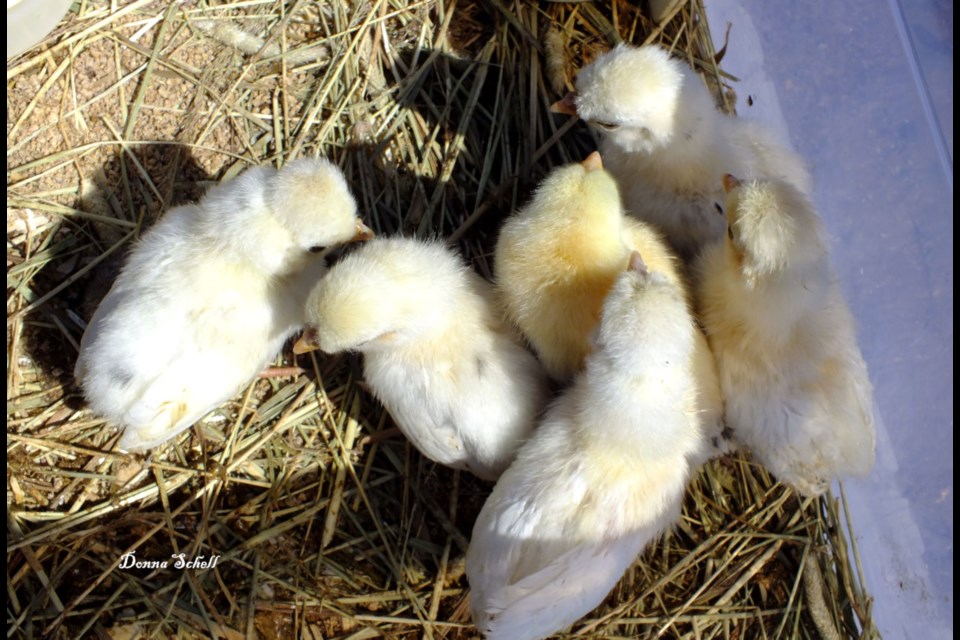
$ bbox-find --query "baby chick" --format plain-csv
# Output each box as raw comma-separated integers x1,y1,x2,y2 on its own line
75,157,373,451
493,152,725,464
494,152,675,381
625,217,729,467
294,237,550,481
555,43,811,263
466,253,703,640
695,174,876,496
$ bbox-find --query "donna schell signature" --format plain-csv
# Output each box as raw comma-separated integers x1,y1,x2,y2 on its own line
118,551,220,570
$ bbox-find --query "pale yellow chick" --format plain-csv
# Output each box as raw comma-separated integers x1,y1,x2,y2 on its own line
295,237,550,481
494,152,674,381
494,152,726,463
466,253,704,640
696,174,876,496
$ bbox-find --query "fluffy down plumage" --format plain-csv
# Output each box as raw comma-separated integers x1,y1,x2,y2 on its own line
562,43,811,264
695,174,876,496
296,237,550,481
467,254,704,640
75,157,372,451
494,152,726,463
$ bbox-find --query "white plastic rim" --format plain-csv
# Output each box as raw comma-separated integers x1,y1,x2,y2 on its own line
7,0,75,59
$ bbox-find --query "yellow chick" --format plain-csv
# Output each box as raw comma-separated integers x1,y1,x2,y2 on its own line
294,237,550,481
75,157,373,451
695,174,876,496
493,152,726,463
555,43,811,264
466,253,704,640
494,152,675,381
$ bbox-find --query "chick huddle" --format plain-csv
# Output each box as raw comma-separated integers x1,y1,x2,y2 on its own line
74,43,876,640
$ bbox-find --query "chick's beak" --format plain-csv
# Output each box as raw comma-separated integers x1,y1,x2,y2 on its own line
293,326,321,354
722,174,742,193
627,250,649,276
581,151,603,172
549,91,580,117
351,220,375,242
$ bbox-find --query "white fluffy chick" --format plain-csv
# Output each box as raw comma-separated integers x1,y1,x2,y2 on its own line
493,152,726,463
75,157,373,451
466,253,703,640
626,218,728,468
695,174,876,496
294,237,550,481
556,43,811,263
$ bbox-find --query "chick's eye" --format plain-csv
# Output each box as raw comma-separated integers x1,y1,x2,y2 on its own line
309,246,326,254
714,202,724,215
591,120,620,131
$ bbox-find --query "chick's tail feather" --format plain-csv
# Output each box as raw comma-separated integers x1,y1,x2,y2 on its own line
479,535,645,640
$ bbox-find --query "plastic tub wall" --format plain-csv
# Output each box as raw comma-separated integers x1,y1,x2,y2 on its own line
704,1,953,637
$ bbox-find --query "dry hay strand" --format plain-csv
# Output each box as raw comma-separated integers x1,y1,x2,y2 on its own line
7,1,877,638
